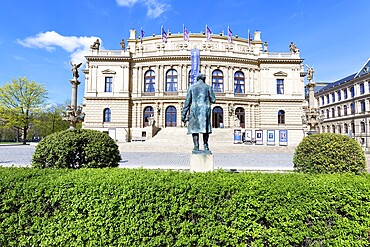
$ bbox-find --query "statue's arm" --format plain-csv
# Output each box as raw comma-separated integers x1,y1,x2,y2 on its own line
209,87,216,103
182,89,192,122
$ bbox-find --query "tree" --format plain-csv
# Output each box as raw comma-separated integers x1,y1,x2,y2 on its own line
29,103,70,139
0,77,47,144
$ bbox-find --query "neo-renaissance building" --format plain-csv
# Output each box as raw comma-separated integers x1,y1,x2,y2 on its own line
314,59,370,150
82,29,306,145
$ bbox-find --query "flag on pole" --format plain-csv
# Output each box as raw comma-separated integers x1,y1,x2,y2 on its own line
248,29,251,47
183,25,189,41
206,25,212,41
140,28,145,44
228,26,232,43
162,26,167,43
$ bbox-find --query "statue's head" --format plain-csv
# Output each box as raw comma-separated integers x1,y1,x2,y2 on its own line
197,73,206,82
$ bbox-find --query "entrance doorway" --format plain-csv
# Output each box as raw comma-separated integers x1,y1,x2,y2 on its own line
143,106,154,127
212,106,224,128
165,106,177,127
235,107,245,128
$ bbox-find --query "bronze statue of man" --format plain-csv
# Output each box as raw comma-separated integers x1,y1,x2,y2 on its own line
182,73,216,153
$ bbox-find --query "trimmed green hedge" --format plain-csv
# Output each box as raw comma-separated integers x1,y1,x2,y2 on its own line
294,133,366,174
31,129,121,168
1,168,370,246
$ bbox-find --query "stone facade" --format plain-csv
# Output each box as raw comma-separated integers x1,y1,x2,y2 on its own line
83,29,306,145
315,59,370,150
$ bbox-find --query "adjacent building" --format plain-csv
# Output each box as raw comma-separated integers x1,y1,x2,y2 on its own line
315,58,370,150
82,29,307,145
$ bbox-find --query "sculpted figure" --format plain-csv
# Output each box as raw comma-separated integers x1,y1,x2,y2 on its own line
289,41,299,53
120,39,125,50
70,62,82,79
306,65,315,81
90,39,100,50
182,73,216,153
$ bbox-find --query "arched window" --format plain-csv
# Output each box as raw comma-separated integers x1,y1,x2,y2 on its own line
326,109,330,118
321,126,325,133
278,110,285,124
337,106,341,117
166,69,178,92
144,70,155,92
338,125,342,134
331,108,335,118
234,71,245,93
103,108,111,122
165,106,177,127
350,103,355,115
143,106,154,127
361,122,366,133
344,123,348,133
332,125,336,133
344,105,348,116
351,122,355,135
212,70,223,92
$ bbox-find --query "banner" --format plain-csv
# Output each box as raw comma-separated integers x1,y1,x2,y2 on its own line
190,49,200,85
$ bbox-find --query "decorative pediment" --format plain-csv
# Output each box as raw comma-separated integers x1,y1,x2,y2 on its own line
273,71,288,77
102,69,116,74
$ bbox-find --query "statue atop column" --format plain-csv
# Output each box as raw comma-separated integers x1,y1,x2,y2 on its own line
70,62,82,79
120,39,125,50
306,65,315,82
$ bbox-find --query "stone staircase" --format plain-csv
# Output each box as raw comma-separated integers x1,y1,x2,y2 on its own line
119,127,297,154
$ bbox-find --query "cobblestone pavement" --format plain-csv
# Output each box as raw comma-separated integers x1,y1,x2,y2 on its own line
0,144,293,171
1,144,369,172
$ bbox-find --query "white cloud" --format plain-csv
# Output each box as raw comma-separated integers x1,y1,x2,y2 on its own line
116,0,170,18
17,31,102,64
116,0,140,7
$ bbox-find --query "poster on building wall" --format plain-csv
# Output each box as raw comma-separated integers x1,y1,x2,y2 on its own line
233,129,242,144
279,130,288,146
267,130,275,145
245,129,253,144
255,130,263,145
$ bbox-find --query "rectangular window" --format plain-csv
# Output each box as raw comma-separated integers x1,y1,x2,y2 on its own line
331,93,335,103
105,77,113,92
350,86,355,98
344,89,348,99
321,96,325,105
326,95,329,104
276,79,284,94
361,101,366,113
360,83,365,94
337,91,341,101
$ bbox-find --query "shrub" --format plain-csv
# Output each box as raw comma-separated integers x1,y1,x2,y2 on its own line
293,133,366,173
1,168,370,246
31,129,121,168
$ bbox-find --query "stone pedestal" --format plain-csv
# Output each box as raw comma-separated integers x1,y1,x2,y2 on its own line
190,153,214,172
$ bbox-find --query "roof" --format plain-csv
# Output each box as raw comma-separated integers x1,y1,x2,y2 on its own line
317,73,356,93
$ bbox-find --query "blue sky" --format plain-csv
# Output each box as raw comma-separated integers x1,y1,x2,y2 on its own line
0,0,369,104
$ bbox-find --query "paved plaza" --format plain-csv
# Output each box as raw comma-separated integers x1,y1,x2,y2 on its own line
1,143,369,172
0,143,295,171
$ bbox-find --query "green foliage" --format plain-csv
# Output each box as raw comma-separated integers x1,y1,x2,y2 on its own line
28,103,69,139
293,133,366,174
0,77,48,144
31,129,121,168
1,168,370,246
